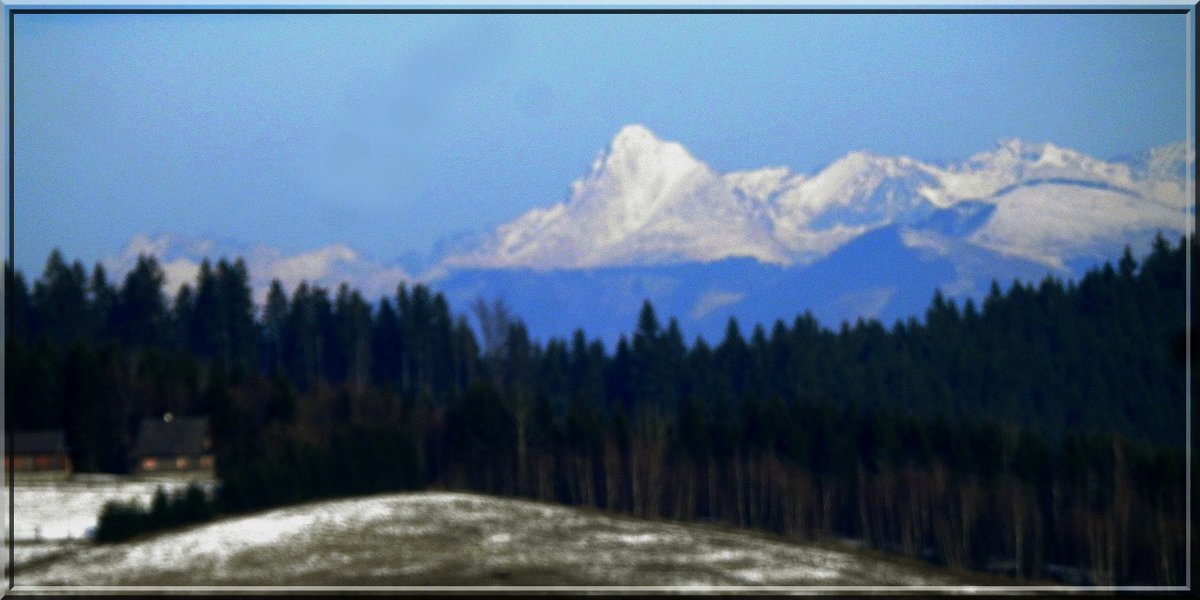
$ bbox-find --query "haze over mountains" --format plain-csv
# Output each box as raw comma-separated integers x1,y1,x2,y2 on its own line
107,126,1193,345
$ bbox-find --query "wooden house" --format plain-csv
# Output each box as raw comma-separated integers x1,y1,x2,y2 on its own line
5,430,72,476
130,415,215,475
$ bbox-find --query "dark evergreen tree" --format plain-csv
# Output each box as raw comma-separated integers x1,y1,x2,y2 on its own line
261,280,288,374
218,258,257,373
60,340,104,471
87,264,117,340
115,256,167,348
32,250,88,346
170,284,195,353
370,297,402,391
5,262,33,342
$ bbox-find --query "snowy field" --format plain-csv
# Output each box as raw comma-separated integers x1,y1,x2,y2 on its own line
15,491,998,588
5,473,217,576
9,474,216,542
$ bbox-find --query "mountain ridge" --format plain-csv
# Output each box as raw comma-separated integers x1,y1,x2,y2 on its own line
440,126,1190,272
99,128,1192,344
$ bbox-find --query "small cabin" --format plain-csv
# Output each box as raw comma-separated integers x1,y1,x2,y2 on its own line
5,430,73,476
130,415,215,475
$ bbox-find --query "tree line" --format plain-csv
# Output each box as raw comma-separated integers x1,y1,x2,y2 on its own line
7,234,1192,584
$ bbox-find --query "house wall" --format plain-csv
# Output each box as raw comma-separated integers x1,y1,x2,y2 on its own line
4,454,72,473
136,454,216,473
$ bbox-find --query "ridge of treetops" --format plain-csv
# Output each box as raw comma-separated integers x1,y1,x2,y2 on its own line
5,232,1192,445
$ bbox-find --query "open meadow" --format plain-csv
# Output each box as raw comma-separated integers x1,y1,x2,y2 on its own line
13,490,1011,588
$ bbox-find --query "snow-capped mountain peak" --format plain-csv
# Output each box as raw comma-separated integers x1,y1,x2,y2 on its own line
443,125,792,269
596,123,705,189
577,123,715,232
608,123,672,157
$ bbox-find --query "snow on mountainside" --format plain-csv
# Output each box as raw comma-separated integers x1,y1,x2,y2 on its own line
439,126,1192,272
427,128,1190,345
1120,140,1194,208
968,183,1185,269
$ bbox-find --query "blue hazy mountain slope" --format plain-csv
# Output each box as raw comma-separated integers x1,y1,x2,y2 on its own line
432,219,1058,348
434,259,776,347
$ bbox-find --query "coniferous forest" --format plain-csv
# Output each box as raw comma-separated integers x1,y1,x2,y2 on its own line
5,234,1192,585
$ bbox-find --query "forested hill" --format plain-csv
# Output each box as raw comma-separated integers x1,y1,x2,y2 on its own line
6,234,1191,451
4,235,1191,584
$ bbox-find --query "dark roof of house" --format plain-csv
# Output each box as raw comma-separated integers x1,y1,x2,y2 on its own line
130,417,211,457
12,430,68,455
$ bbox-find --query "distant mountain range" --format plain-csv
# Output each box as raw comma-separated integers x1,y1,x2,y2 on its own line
440,125,1190,270
108,126,1193,345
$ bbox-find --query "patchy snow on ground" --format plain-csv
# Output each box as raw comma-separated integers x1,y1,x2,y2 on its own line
11,540,80,568
15,491,982,588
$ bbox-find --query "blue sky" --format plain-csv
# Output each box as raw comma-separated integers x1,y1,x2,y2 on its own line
11,10,1191,278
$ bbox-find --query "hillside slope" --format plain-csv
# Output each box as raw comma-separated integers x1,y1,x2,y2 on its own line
18,491,1003,588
